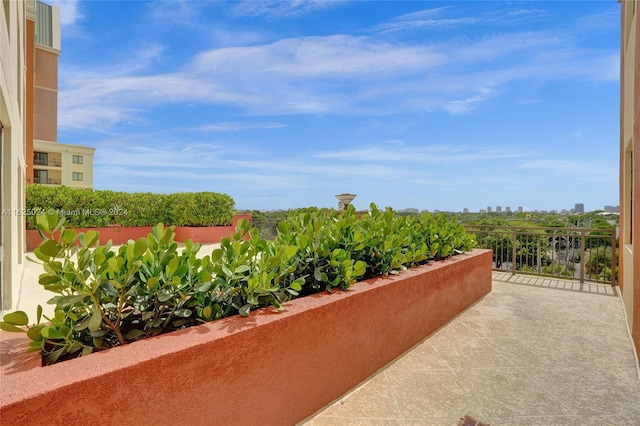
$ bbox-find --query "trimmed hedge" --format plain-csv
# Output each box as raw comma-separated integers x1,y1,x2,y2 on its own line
25,185,234,229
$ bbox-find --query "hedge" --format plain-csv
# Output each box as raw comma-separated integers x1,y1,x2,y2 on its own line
25,185,234,229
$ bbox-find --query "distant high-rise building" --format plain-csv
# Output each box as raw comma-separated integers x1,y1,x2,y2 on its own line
575,203,585,213
463,208,469,213
496,206,502,213
604,205,620,213
518,206,523,213
505,206,511,213
479,209,486,214
487,206,492,213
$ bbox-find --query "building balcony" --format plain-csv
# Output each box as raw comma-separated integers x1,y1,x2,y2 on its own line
304,272,640,425
32,177,61,185
33,159,62,168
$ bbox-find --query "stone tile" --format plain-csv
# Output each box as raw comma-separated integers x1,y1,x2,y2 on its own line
453,367,574,418
484,333,638,368
441,338,515,369
584,414,640,426
525,365,640,417
429,319,478,340
383,369,486,420
317,373,402,419
486,415,593,426
304,417,405,426
390,340,451,370
402,418,469,426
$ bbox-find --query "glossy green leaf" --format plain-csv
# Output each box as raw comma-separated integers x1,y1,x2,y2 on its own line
202,305,212,320
61,229,76,245
39,240,63,257
88,307,102,332
134,237,149,257
27,325,44,340
0,322,25,332
239,305,251,317
41,326,64,339
147,276,159,290
85,230,99,247
3,310,29,326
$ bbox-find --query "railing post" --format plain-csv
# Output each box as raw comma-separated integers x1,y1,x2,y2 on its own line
537,238,541,274
511,229,517,276
611,229,617,286
579,230,585,284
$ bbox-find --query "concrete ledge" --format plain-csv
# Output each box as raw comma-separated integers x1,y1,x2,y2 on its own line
0,249,492,426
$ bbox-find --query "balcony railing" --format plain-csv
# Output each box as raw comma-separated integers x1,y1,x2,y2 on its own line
464,225,617,285
33,178,61,185
33,159,62,167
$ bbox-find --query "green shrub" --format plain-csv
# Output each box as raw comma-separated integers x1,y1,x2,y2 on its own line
2,204,476,365
25,185,234,229
167,192,234,226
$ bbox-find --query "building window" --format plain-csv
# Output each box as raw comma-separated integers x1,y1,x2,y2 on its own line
73,155,83,164
34,170,48,184
72,172,83,181
34,152,48,166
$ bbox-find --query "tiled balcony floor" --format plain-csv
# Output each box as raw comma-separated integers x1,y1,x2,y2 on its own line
302,273,640,426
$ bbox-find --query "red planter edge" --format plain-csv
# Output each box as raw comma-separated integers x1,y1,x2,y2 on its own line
0,249,492,426
25,214,252,251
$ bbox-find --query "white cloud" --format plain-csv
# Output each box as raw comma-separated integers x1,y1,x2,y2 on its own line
57,14,619,130
232,1,348,19
191,122,287,132
314,144,529,164
50,0,82,27
520,160,616,181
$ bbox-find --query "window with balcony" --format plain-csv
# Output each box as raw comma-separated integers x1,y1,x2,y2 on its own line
73,155,83,164
34,169,48,184
73,172,83,181
34,151,48,166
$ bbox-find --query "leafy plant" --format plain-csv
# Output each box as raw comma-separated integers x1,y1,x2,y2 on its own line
2,204,475,365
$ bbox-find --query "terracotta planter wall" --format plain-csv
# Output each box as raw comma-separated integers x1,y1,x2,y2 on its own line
25,214,252,251
0,249,492,426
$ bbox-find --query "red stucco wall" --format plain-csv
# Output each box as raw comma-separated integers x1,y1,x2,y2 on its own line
0,250,492,426
25,214,252,251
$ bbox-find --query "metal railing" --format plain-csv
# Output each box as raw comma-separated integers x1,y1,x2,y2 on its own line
34,159,62,167
33,178,61,185
464,225,617,285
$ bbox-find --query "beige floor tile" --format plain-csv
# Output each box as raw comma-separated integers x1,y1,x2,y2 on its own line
402,418,468,426
453,367,575,417
316,373,402,420
524,365,640,417
487,415,589,426
304,418,404,426
383,369,486,420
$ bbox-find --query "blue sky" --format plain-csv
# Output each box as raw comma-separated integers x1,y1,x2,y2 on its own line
50,1,620,212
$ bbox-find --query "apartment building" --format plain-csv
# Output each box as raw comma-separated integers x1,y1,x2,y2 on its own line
33,140,94,188
1,0,27,310
620,0,640,367
1,0,94,310
26,1,94,189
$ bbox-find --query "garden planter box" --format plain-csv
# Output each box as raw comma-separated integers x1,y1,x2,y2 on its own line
0,249,491,426
25,214,252,251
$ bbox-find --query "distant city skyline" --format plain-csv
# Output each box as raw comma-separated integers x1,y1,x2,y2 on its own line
52,1,619,211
